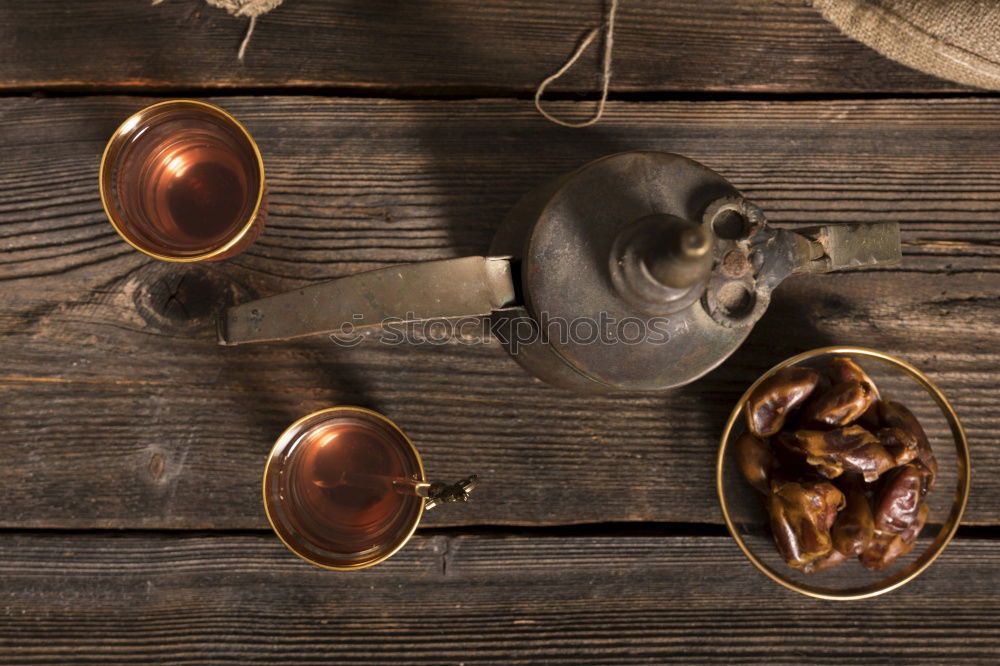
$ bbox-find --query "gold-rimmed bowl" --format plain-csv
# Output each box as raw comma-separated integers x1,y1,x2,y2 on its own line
717,346,970,600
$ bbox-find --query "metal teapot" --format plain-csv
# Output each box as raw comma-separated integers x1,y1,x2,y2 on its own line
219,152,900,393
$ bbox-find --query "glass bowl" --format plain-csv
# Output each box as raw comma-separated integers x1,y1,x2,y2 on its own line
717,346,970,600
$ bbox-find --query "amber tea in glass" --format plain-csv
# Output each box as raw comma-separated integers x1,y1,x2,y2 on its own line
264,407,473,570
100,100,266,262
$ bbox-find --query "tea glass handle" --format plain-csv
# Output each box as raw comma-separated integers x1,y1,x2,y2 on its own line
219,256,517,345
419,475,480,511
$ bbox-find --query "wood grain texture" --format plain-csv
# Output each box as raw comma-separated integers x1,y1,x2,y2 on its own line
0,96,997,529
0,0,966,94
0,532,998,663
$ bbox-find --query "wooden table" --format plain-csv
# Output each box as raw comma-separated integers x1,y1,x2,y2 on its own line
1,1,998,662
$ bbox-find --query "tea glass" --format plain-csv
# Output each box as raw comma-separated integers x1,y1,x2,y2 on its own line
99,100,266,262
264,406,476,570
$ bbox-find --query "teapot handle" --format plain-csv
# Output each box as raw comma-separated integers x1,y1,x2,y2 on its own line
701,203,901,329
750,221,901,297
219,256,517,345
792,222,902,274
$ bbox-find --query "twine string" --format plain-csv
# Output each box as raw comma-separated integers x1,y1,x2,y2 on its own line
534,0,619,128
238,16,257,61
152,0,281,60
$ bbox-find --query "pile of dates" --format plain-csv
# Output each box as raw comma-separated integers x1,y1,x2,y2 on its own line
735,356,938,573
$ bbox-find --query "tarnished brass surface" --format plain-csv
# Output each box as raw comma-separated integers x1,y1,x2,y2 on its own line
221,152,903,393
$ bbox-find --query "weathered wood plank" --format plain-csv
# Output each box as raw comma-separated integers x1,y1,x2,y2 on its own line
0,0,965,94
0,97,997,529
0,532,997,663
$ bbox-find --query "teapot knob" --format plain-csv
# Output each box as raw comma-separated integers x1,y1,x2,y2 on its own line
610,214,715,315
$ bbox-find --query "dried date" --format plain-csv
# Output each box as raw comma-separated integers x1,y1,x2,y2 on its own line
828,356,881,429
831,475,875,557
767,479,845,570
802,548,848,574
860,502,929,571
744,367,821,437
873,463,928,533
801,380,876,428
734,432,775,495
792,426,895,482
879,400,938,491
877,426,919,466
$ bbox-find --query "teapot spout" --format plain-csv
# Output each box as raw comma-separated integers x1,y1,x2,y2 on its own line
219,256,517,345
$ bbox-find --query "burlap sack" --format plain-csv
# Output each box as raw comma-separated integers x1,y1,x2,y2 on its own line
813,0,1000,89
